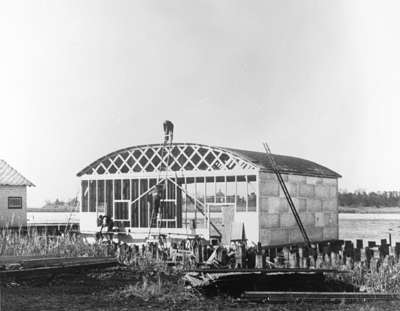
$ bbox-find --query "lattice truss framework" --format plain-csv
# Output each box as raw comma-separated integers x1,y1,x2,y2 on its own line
82,144,257,175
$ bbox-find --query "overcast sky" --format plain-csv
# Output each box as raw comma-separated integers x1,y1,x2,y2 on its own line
1,1,400,206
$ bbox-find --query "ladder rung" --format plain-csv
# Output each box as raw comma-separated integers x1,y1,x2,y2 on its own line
157,218,177,222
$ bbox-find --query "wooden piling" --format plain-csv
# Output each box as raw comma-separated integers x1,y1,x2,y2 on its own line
298,247,304,268
368,241,376,248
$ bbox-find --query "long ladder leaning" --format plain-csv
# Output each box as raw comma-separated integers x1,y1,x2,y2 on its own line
147,121,176,239
262,142,311,248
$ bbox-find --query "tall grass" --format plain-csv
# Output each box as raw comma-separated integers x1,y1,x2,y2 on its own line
110,261,198,304
0,227,110,257
328,260,400,293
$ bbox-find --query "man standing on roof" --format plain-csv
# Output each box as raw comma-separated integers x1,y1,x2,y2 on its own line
163,120,174,145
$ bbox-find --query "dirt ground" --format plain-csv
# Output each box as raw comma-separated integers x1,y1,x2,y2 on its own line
2,267,400,311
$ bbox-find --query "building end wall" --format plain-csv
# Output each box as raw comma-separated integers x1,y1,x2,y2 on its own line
0,186,27,227
258,172,338,246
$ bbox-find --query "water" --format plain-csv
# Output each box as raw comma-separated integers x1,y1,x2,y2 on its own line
26,212,400,245
339,213,400,244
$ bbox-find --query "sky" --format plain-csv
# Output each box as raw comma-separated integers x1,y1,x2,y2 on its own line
1,1,400,207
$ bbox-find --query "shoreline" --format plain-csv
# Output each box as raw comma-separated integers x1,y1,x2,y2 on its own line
339,206,400,214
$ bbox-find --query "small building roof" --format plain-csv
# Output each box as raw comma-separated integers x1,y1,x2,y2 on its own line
0,160,35,187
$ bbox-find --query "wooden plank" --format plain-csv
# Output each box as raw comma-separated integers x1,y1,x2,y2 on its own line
186,268,346,274
0,257,118,280
243,291,400,302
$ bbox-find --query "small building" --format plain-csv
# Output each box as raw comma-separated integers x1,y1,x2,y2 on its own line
77,143,341,246
27,207,79,233
0,160,35,227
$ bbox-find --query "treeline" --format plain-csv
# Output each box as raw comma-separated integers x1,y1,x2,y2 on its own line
339,191,400,207
42,197,78,210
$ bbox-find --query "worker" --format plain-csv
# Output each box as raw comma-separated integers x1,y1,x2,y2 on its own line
163,120,174,144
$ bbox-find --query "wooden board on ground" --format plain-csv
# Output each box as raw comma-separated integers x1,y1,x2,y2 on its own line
243,291,400,302
0,256,118,280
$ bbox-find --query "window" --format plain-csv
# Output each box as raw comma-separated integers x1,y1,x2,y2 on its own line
216,176,226,203
89,180,96,212
8,197,22,209
81,180,88,212
247,175,257,211
139,179,148,227
236,176,246,211
97,180,105,213
226,176,236,204
106,180,113,216
123,179,130,200
115,180,122,200
186,178,196,212
205,177,215,203
115,201,129,220
193,177,203,202
131,179,139,227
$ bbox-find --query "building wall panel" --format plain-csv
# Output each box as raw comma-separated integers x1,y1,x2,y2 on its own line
259,172,338,246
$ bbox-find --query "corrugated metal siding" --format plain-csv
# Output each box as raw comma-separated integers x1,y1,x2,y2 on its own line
0,160,35,186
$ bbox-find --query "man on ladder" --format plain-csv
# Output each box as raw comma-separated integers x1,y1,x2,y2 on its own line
147,120,175,239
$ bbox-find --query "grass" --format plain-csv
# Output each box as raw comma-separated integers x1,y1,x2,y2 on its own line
345,261,400,293
0,227,110,257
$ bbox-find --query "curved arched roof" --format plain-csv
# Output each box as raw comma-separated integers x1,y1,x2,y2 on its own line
222,147,341,178
77,143,341,178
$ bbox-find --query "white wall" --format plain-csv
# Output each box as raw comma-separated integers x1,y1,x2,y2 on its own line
0,186,27,227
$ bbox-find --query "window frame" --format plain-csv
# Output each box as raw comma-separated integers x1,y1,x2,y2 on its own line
8,196,23,209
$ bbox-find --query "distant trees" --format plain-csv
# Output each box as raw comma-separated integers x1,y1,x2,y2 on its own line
42,197,79,210
339,190,400,207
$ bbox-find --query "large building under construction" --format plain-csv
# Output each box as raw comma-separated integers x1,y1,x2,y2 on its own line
77,143,341,246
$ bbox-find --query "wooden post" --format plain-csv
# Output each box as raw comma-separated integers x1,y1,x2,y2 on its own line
289,250,297,268
354,248,361,262
370,257,379,273
368,241,376,248
316,254,323,269
309,255,316,268
345,256,353,270
298,247,304,268
330,252,338,268
282,247,290,268
255,242,263,268
360,248,366,265
235,243,244,268
395,243,400,262
270,248,276,263
338,250,344,266
255,253,263,268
